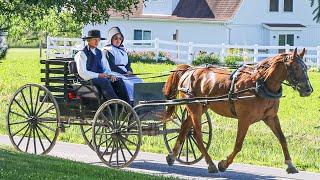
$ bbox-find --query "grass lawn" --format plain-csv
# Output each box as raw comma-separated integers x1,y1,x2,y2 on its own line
0,145,175,180
0,48,319,172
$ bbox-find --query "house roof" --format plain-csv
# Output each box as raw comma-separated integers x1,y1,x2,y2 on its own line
263,23,306,28
109,0,243,22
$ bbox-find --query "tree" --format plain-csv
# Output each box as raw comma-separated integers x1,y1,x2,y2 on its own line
0,0,142,28
0,0,143,47
310,0,320,22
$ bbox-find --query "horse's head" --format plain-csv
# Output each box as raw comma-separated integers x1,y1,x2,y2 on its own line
284,48,313,97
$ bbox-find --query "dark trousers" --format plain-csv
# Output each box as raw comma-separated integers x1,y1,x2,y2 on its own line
92,78,130,104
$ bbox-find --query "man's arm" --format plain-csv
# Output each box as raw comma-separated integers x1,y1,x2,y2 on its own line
74,51,99,81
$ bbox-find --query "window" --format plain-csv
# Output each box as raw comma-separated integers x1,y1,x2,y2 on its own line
134,29,151,45
284,0,293,12
269,0,279,12
278,34,294,53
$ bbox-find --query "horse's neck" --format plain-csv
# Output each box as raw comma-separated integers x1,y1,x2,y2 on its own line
261,62,286,93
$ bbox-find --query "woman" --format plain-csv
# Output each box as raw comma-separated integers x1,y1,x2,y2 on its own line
103,27,143,104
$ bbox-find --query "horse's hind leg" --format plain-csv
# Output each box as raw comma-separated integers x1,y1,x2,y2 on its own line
218,119,250,172
263,116,299,174
189,105,218,173
166,115,193,166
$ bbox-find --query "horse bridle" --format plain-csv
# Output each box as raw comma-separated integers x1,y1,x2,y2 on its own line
284,55,310,91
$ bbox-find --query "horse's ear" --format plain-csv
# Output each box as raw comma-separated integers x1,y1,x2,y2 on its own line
293,48,298,58
300,48,306,58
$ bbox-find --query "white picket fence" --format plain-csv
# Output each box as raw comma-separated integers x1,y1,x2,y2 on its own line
46,36,320,67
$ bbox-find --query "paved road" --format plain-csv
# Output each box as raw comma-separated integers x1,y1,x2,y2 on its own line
1,135,319,180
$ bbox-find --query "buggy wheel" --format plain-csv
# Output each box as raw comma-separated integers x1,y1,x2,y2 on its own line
163,106,212,165
77,85,101,151
92,99,141,168
6,84,60,155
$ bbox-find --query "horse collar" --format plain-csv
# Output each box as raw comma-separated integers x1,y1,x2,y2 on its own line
255,79,282,99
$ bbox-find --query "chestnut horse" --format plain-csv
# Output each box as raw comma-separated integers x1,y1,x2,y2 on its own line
163,48,313,173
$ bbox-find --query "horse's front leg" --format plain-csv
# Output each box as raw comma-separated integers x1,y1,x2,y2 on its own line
166,115,193,166
218,119,250,172
264,115,299,174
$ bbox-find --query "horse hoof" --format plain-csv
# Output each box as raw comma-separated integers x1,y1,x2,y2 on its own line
218,160,228,172
208,164,219,173
286,166,299,174
166,154,175,166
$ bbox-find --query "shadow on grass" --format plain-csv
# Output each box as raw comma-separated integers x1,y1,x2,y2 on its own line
0,148,174,180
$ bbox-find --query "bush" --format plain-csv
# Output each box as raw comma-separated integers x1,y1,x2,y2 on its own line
224,55,244,66
128,51,175,64
192,52,220,66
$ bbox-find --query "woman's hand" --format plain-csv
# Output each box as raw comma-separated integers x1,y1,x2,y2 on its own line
98,73,118,82
108,75,118,82
125,71,133,76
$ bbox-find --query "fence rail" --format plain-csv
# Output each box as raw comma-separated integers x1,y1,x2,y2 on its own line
46,36,320,67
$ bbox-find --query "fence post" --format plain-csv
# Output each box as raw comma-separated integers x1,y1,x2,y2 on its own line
46,36,50,59
188,42,193,64
285,44,290,53
220,43,226,62
63,38,67,58
155,38,159,62
254,44,258,63
317,46,320,68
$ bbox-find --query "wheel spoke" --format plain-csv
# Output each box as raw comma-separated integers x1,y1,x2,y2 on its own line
35,92,48,116
116,139,119,166
9,110,28,119
106,106,115,126
118,112,132,130
84,127,92,134
201,121,209,125
167,134,179,142
117,106,126,127
36,124,53,144
98,136,112,147
37,105,55,118
178,139,185,160
25,126,32,152
33,127,37,154
9,119,30,126
188,137,197,160
100,113,114,129
20,91,32,115
33,87,41,116
17,125,30,146
108,141,116,163
29,86,34,115
13,99,30,117
121,134,138,146
119,137,133,157
119,140,127,163
35,126,45,152
11,123,29,137
186,136,189,162
113,104,118,127
38,122,56,132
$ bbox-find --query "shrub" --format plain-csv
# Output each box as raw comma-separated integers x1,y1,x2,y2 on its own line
192,52,220,66
224,55,244,66
128,51,175,64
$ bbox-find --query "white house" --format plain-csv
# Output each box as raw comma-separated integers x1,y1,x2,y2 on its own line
84,0,320,47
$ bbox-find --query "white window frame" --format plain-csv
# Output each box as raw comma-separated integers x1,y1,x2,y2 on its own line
133,29,152,46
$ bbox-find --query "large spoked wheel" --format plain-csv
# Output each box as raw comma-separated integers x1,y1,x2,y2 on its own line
92,99,142,168
163,106,212,165
6,84,60,155
77,85,102,151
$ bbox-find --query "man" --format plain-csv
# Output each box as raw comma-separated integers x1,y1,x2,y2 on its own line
75,29,130,104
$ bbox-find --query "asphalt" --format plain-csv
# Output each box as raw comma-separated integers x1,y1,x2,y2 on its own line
1,135,319,180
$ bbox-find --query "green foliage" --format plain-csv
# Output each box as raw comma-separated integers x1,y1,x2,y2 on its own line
192,51,220,66
224,56,244,66
310,0,320,22
128,51,175,64
0,147,174,180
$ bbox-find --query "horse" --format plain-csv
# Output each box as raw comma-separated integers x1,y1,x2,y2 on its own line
163,48,313,173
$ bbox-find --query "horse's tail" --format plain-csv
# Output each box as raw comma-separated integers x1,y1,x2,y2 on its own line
162,64,190,122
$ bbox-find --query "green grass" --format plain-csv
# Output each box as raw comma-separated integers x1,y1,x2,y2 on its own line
0,48,319,172
0,145,175,180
